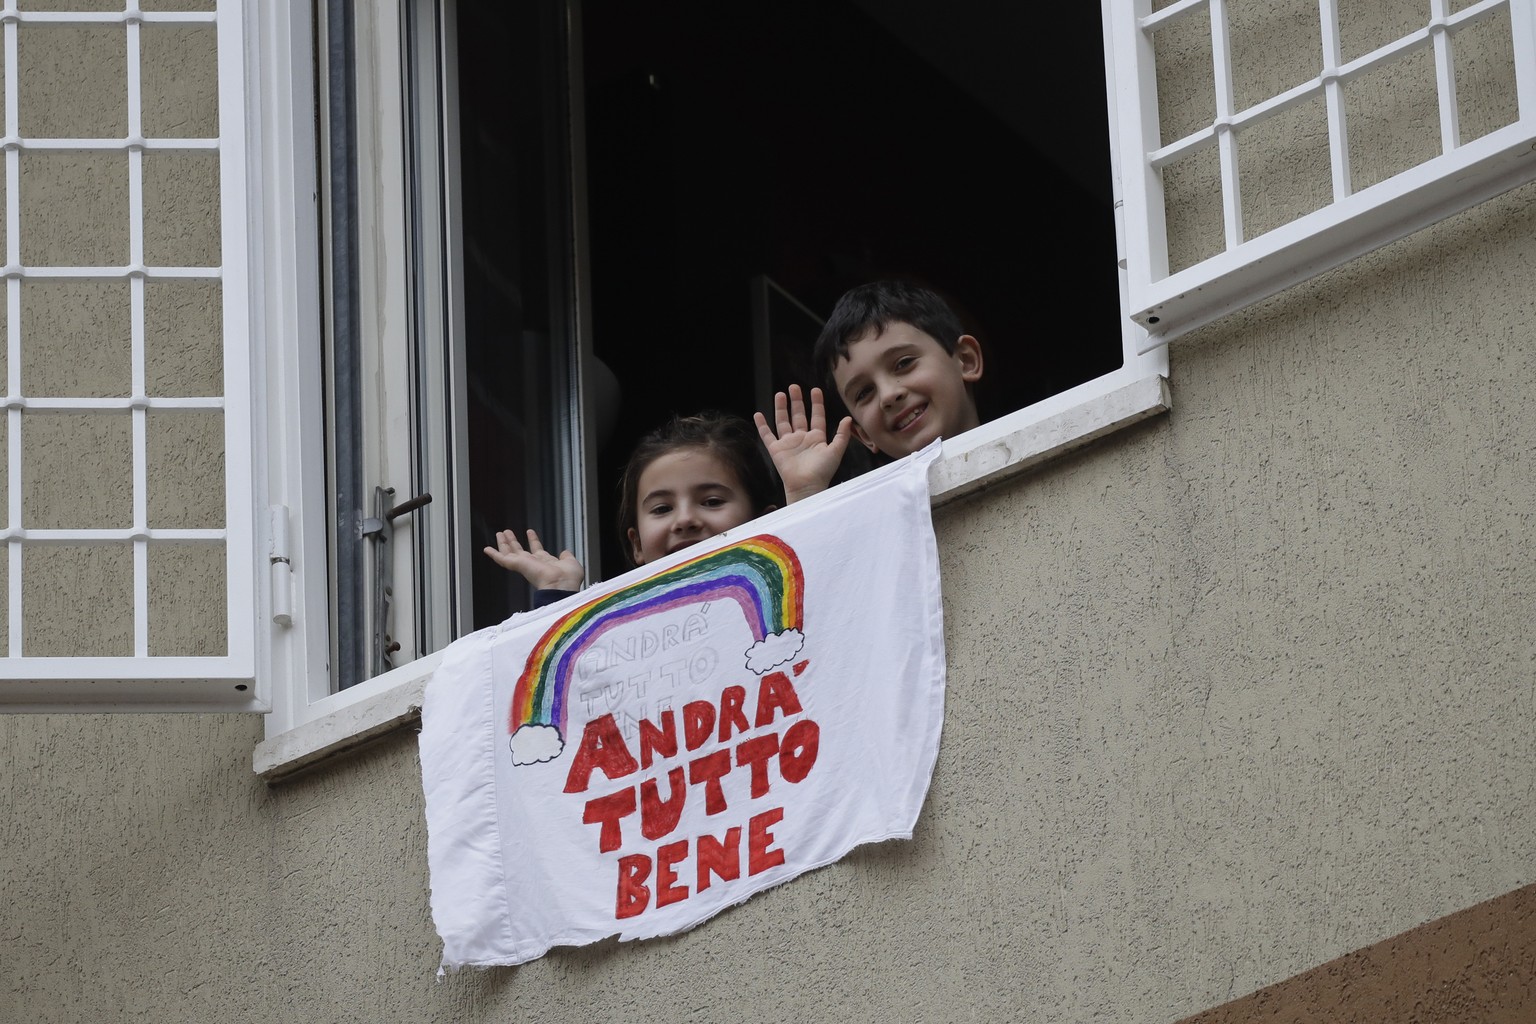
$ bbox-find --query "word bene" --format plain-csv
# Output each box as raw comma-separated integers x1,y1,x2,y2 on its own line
561,665,819,919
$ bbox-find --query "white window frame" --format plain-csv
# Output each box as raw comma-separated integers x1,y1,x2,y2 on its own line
1113,0,1536,347
251,0,1171,776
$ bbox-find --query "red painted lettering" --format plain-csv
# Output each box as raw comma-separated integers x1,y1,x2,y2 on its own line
696,826,742,893
718,685,750,743
777,719,820,784
583,787,637,853
754,672,803,728
688,749,732,815
615,854,651,919
638,709,678,769
747,807,786,875
735,733,780,798
563,714,639,794
655,840,690,908
640,766,686,841
683,699,716,750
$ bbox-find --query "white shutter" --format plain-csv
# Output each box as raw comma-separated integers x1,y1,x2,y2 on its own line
0,1,259,710
1109,0,1536,347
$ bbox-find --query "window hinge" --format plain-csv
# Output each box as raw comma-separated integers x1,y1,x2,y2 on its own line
269,505,294,628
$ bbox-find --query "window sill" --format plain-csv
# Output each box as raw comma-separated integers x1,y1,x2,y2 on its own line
254,650,443,780
253,372,1171,781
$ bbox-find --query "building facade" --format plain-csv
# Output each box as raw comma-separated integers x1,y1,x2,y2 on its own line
5,2,1536,1021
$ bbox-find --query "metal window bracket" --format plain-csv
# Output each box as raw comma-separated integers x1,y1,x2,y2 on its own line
361,485,433,676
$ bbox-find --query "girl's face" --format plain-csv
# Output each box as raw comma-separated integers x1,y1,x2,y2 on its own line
627,447,758,565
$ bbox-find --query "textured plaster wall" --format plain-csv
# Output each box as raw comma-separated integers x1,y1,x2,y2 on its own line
6,180,1536,1023
7,5,1536,1024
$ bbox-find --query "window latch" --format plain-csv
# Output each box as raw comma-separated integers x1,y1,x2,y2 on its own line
362,487,433,675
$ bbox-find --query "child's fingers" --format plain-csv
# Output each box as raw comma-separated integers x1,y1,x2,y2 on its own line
788,383,808,432
830,415,853,453
808,387,827,433
773,390,792,436
754,411,778,447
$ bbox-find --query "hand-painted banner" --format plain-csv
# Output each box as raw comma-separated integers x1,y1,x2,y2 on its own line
420,444,945,970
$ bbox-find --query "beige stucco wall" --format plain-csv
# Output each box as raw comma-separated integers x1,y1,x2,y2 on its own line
6,178,1535,1023
7,3,1536,1022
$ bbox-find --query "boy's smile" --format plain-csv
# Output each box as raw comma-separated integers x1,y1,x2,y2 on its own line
832,322,982,458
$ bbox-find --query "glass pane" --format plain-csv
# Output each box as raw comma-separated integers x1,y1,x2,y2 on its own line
142,151,220,267
21,280,131,398
17,24,126,140
1239,94,1333,241
22,543,132,656
20,152,128,268
1453,10,1520,146
144,279,222,398
145,409,223,529
1154,5,1215,146
22,412,131,529
147,541,225,655
1346,44,1441,192
140,24,219,139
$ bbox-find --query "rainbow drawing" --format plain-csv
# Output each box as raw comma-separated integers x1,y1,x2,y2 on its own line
507,534,805,765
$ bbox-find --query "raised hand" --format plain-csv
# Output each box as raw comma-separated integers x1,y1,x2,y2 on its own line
754,384,853,504
483,529,585,591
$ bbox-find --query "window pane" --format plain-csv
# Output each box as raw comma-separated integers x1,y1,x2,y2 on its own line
458,0,580,626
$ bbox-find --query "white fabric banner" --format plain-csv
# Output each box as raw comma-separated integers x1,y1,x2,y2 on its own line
420,443,946,970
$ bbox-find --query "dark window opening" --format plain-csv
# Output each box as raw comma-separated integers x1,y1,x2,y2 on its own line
454,0,1120,626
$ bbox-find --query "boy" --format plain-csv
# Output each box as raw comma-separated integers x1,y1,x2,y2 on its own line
756,279,984,503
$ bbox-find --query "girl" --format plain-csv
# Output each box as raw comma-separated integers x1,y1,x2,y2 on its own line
484,411,780,603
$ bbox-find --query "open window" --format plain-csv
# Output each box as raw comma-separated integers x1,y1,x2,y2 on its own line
315,0,1144,696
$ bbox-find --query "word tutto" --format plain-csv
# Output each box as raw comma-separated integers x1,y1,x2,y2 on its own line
561,668,819,919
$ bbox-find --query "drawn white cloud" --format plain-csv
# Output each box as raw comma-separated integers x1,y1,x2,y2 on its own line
510,724,564,766
744,628,805,675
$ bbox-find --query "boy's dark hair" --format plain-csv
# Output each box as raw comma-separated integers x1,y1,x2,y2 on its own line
615,411,780,566
812,280,966,392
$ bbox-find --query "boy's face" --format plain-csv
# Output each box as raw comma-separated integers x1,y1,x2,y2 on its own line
831,322,983,458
